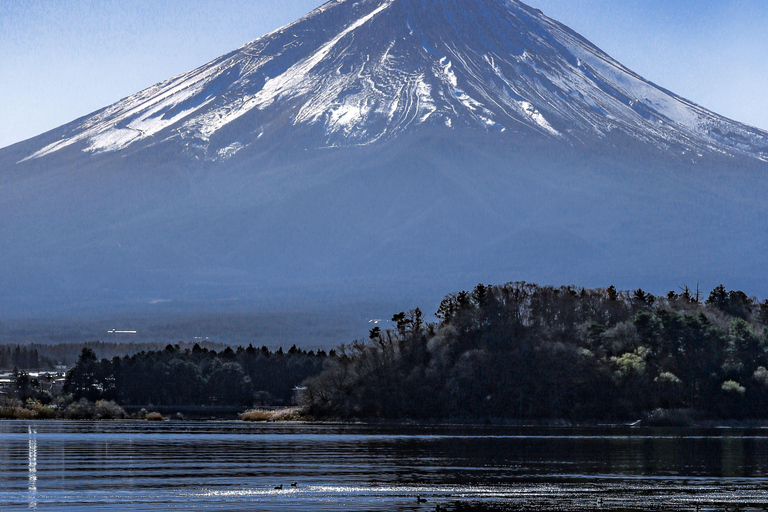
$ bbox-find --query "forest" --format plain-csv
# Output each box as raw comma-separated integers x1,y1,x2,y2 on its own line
303,283,768,422
62,344,329,407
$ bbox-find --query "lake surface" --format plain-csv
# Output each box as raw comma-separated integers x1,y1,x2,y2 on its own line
2,421,768,511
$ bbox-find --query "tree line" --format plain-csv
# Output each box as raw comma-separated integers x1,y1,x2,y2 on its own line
64,344,330,407
303,283,768,421
0,340,245,369
0,345,54,370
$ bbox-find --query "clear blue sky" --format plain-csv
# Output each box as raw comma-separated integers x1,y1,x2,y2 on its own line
1,0,766,149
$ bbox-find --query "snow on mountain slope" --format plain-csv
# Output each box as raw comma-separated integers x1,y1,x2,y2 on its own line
22,0,768,163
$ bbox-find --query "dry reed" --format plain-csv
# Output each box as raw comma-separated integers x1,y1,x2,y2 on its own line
240,407,303,422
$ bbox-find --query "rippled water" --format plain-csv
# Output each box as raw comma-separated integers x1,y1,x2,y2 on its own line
2,421,768,511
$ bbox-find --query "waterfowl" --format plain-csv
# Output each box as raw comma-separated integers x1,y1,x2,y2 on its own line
417,495,427,503
274,484,283,490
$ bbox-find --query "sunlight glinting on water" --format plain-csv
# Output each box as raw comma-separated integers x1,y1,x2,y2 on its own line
2,421,768,511
28,426,37,510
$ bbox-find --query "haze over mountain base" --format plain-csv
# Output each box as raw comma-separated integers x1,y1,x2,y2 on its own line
3,130,765,320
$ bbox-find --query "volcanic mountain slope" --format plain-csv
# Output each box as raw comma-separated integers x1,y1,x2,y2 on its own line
1,0,767,323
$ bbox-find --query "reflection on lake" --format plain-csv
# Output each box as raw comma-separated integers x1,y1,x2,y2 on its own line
2,421,768,511
27,426,36,510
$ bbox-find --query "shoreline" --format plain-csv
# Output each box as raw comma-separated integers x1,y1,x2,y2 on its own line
5,411,768,429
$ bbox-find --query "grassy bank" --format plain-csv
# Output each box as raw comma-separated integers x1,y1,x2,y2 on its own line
0,397,310,422
1,398,126,420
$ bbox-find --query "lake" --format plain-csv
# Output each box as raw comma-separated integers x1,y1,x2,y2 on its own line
1,421,768,511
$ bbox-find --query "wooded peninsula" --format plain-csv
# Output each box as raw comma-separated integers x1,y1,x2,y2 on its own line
4,282,768,423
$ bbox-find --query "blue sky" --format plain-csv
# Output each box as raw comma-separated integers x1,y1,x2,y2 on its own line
1,0,766,149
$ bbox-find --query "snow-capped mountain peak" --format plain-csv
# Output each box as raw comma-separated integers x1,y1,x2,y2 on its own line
21,0,768,164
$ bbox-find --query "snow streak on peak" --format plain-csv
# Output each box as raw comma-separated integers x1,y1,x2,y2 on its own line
23,0,768,163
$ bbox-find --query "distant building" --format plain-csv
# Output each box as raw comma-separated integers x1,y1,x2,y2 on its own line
292,386,307,405
0,371,14,395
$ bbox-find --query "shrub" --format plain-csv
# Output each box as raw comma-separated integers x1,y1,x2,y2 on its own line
28,400,56,419
145,412,164,421
0,407,37,419
0,398,37,419
60,399,126,419
62,399,96,419
0,398,55,419
240,409,272,421
240,407,303,422
94,400,127,419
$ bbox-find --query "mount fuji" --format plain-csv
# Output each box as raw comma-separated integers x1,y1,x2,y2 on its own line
1,0,767,334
